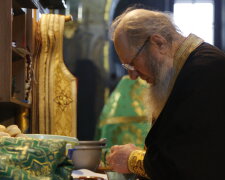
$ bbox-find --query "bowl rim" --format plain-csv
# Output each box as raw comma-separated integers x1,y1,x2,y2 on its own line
79,141,105,144
70,146,104,150
78,139,106,146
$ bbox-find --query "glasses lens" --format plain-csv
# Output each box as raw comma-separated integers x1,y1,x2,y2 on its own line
122,64,135,71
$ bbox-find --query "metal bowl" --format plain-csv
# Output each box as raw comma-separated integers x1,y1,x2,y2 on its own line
68,145,105,171
78,138,107,147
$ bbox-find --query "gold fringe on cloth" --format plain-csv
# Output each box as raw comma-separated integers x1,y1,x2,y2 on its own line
32,14,77,137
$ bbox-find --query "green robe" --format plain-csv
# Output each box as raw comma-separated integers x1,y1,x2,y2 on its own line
95,76,151,164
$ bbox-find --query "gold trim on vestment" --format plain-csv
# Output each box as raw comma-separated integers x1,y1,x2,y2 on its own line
153,34,204,120
99,116,149,127
128,150,149,178
170,33,204,93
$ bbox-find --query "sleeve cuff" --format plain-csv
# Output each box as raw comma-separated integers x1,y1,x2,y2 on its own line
128,150,150,178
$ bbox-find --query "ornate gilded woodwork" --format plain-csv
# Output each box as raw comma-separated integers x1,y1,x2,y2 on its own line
33,14,77,136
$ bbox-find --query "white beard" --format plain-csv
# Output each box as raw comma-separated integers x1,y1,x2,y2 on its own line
145,56,175,122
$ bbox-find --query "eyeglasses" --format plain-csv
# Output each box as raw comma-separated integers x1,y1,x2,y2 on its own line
122,36,150,71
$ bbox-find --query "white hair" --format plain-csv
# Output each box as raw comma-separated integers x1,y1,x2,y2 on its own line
111,8,181,49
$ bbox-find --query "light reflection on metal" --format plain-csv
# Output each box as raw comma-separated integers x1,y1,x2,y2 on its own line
104,0,112,22
65,0,70,15
78,2,83,22
61,0,67,9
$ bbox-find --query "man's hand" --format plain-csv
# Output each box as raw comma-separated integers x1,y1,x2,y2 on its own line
106,144,139,173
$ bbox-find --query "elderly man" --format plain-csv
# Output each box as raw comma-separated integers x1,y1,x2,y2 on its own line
106,8,225,180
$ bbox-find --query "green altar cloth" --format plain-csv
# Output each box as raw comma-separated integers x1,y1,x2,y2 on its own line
96,76,151,163
0,137,73,180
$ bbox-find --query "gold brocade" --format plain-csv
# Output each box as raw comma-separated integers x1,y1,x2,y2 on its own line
171,34,204,93
128,150,149,179
153,34,204,120
131,78,150,116
99,116,148,127
33,14,77,136
111,124,146,146
0,137,73,179
98,76,150,128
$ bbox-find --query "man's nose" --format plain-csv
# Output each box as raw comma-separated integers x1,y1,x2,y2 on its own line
128,70,139,80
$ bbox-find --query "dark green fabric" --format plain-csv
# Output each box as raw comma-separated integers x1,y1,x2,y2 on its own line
0,137,73,180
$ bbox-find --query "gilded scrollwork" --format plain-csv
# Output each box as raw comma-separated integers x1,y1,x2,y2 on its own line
53,65,73,112
34,14,77,136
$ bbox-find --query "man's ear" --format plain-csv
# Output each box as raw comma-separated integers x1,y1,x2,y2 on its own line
150,34,168,54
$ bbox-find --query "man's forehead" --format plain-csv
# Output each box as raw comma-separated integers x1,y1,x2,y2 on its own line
114,33,133,62
113,11,142,61
114,30,130,51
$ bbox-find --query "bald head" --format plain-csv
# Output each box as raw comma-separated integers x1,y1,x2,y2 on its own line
111,8,180,50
